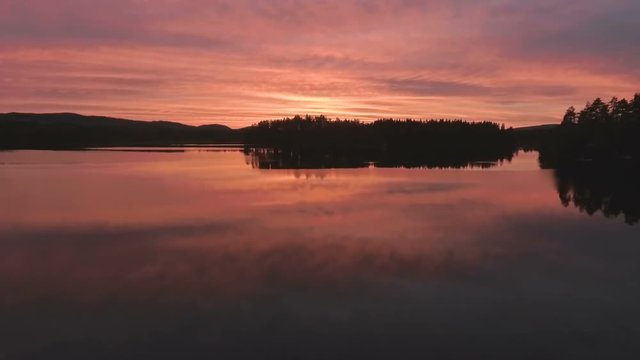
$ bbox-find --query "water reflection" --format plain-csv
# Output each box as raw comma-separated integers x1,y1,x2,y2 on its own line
245,147,511,170
1,150,639,359
553,167,640,225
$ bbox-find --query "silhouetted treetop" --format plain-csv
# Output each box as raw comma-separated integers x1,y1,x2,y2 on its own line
561,106,577,126
559,93,640,127
539,92,640,168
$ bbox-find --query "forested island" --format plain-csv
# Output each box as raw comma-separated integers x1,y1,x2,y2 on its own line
243,116,516,168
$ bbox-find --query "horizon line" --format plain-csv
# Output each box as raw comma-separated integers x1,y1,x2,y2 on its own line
0,111,557,130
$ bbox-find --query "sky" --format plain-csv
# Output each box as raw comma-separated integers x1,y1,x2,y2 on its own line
1,0,639,128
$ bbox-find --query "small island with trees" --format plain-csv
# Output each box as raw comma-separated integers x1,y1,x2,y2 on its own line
243,116,516,169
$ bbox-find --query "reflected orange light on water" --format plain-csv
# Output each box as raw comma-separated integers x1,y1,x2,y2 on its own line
0,150,561,305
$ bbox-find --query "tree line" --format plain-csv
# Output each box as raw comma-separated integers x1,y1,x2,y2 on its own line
536,93,640,225
242,115,516,167
539,93,640,168
561,94,640,126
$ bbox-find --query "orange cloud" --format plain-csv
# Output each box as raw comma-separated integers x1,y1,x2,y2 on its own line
1,0,638,127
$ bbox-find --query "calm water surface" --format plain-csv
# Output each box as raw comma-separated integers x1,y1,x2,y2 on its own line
1,149,639,359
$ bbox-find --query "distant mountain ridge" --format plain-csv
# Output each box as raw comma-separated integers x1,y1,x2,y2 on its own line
0,112,237,149
512,124,559,132
0,112,232,130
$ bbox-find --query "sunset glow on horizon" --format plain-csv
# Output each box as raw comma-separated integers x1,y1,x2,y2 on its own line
1,0,639,128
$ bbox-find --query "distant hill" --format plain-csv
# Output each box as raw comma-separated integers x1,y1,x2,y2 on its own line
512,124,559,151
512,124,559,132
0,113,238,149
197,123,234,132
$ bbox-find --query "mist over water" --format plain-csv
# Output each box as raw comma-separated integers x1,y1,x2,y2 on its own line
1,149,639,359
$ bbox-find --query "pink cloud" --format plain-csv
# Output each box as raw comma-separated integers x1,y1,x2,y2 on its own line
1,0,638,127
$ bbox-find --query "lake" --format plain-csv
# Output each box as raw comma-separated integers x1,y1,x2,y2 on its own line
1,149,639,359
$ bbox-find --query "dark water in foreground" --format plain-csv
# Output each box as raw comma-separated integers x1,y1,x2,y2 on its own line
1,149,639,360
